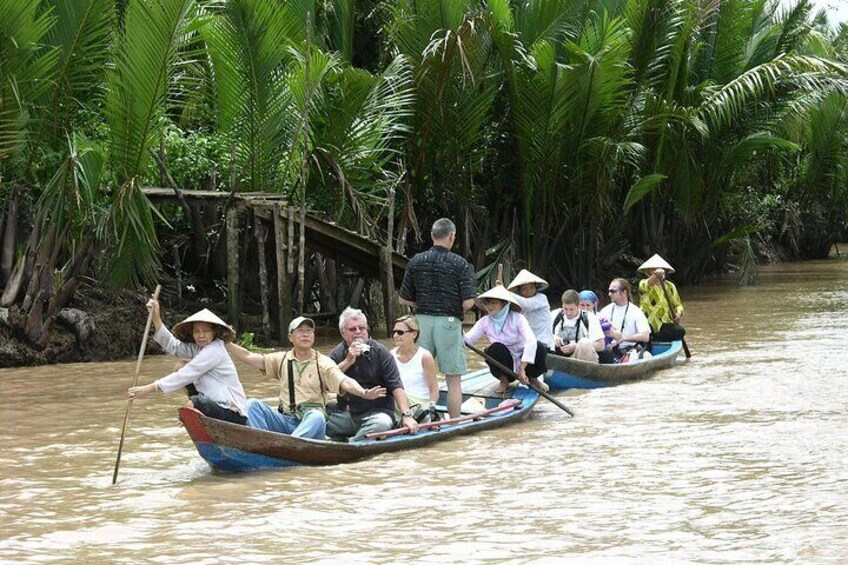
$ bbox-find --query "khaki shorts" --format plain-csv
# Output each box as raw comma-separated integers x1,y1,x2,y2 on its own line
417,314,467,375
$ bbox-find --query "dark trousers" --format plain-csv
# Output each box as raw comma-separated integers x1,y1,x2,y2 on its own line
652,323,686,342
190,394,248,425
485,341,547,380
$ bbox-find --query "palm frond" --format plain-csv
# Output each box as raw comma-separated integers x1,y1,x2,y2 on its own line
328,0,355,62
103,0,200,286
40,0,115,145
697,54,848,133
204,0,303,191
105,0,200,181
0,0,57,161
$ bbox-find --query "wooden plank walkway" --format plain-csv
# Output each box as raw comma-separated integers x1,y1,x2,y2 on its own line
142,187,409,337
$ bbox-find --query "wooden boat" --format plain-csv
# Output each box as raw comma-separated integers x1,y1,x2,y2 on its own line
545,340,683,390
178,368,538,472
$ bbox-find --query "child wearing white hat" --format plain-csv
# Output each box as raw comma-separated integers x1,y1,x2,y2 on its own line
127,299,248,425
506,269,553,348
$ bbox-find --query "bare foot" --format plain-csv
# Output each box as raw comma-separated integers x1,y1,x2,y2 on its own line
530,378,549,392
494,377,510,394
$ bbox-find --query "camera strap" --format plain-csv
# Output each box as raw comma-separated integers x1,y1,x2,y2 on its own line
287,358,296,415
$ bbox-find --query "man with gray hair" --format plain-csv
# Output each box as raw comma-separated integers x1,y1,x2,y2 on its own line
399,218,476,418
327,307,419,441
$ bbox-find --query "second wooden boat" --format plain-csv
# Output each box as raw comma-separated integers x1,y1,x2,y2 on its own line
545,341,683,390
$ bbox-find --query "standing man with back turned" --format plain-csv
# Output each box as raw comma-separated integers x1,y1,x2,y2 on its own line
400,218,477,418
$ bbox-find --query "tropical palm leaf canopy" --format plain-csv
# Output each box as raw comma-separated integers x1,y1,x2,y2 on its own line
0,0,846,347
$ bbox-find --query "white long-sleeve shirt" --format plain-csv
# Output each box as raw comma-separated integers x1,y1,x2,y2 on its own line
510,292,552,347
153,325,247,415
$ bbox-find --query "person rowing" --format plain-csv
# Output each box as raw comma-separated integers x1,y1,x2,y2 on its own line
637,254,686,343
464,285,549,393
128,301,248,425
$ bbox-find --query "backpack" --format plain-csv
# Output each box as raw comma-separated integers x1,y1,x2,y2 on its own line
552,310,589,342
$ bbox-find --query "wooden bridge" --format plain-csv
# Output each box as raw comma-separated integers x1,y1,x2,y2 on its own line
142,188,409,339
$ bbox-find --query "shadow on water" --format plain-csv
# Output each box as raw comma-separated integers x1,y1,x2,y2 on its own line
1,259,847,563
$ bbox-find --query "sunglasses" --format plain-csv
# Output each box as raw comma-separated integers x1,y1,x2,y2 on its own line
608,288,622,294
345,325,367,332
392,329,414,336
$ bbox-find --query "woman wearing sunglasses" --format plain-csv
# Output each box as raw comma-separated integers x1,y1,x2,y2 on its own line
597,278,651,362
390,315,440,420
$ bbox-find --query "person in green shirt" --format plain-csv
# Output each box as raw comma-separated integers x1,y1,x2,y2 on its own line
637,254,685,342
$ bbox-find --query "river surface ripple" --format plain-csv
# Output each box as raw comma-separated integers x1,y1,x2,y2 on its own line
1,260,847,564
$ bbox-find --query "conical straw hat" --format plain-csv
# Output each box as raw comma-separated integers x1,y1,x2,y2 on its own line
507,269,549,291
172,308,236,343
638,254,675,274
477,285,522,312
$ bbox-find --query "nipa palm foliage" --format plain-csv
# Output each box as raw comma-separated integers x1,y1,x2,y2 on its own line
1,0,201,345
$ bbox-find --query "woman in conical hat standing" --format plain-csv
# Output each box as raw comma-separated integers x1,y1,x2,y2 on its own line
127,300,248,425
637,254,685,341
464,285,549,393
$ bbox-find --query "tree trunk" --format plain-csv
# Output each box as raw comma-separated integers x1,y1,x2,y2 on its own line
314,253,336,313
35,237,96,348
380,186,396,337
297,205,306,313
172,245,183,304
1,222,41,307
255,212,271,338
350,277,365,308
273,204,291,339
226,206,240,332
22,222,71,345
0,185,20,286
206,142,239,275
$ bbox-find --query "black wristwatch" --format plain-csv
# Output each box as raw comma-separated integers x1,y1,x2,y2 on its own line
401,409,413,418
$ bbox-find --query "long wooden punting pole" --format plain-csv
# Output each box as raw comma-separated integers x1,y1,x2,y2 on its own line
464,342,575,417
112,285,161,485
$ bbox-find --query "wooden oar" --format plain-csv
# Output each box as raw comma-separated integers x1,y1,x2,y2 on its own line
464,342,574,417
112,284,161,485
365,399,522,440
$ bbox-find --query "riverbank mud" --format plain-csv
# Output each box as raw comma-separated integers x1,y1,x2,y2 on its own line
0,288,190,368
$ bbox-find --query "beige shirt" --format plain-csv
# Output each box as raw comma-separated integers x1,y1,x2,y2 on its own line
261,350,349,414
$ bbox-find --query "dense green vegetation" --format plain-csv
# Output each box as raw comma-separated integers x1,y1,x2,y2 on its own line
1,0,847,346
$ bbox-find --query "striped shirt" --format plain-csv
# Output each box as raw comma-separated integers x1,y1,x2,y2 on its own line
399,246,476,318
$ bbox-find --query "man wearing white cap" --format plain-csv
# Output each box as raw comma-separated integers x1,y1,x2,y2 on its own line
226,316,386,439
637,254,685,341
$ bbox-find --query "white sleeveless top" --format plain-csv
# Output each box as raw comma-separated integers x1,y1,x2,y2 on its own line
391,346,431,399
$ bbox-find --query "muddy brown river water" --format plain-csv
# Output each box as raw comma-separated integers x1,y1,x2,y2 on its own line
1,259,847,563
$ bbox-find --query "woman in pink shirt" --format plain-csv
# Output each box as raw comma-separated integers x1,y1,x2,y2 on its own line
464,285,549,393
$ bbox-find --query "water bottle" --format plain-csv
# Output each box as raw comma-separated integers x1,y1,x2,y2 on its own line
599,316,614,347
